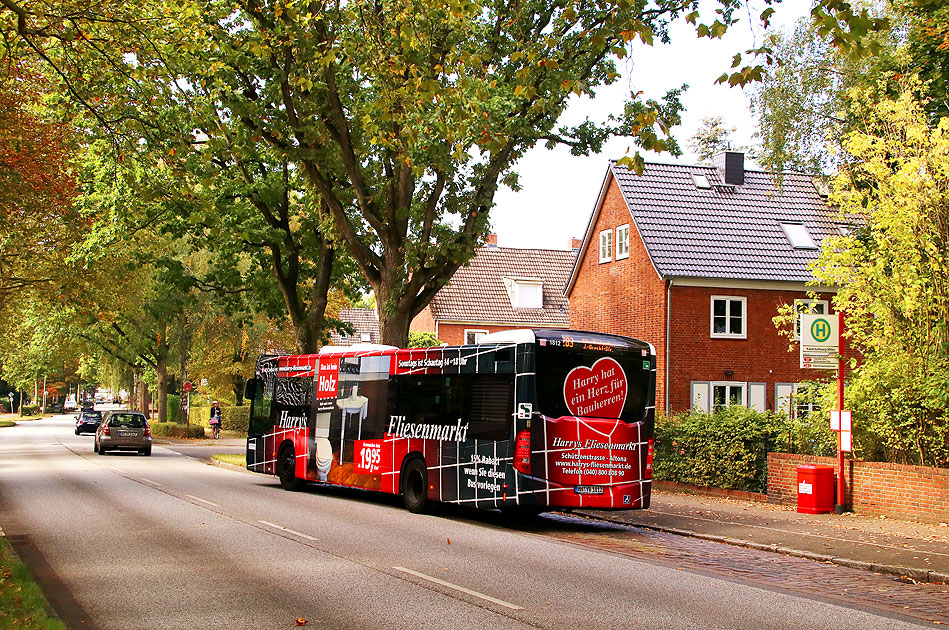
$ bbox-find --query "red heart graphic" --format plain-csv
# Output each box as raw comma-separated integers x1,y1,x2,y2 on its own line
563,357,628,418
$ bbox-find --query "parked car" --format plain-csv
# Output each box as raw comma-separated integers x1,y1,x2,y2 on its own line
64,398,78,411
94,411,151,456
74,410,103,435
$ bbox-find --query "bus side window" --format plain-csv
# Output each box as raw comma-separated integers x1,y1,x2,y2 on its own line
467,376,513,441
396,375,442,424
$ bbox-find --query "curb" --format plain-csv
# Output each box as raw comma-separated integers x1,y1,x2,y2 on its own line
575,512,949,585
209,458,252,474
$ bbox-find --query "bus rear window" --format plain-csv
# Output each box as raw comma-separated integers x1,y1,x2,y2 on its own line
535,347,650,422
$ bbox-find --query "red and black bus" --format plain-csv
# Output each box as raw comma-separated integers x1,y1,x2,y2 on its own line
244,328,655,513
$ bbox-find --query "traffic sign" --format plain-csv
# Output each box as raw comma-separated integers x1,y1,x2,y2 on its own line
800,313,840,369
183,380,193,392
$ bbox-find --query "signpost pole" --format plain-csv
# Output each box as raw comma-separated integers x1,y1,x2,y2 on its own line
835,312,847,514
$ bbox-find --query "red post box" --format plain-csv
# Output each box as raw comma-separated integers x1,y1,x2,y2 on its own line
796,464,835,514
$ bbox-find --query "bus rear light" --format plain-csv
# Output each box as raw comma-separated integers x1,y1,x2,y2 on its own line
645,437,654,479
513,429,531,475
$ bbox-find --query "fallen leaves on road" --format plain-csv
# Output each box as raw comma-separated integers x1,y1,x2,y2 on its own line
295,617,308,626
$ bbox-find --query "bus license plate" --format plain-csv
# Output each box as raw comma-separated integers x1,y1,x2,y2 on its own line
575,485,604,495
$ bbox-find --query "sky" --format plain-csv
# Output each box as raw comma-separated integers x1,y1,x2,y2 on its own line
489,1,810,250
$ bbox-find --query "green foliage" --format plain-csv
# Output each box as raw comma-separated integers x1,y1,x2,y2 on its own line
810,82,949,467
166,394,179,424
654,407,788,493
407,331,442,348
150,422,205,439
20,405,40,416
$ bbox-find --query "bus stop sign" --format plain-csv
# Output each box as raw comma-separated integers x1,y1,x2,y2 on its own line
800,314,839,369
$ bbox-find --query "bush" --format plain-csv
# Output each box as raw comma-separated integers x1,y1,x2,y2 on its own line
189,404,249,433
654,406,786,493
166,394,180,424
150,422,206,439
20,405,40,416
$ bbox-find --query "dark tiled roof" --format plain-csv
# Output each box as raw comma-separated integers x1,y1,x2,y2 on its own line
429,246,575,325
329,308,379,345
608,161,843,282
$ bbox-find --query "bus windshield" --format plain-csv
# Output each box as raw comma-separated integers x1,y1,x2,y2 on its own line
535,334,652,423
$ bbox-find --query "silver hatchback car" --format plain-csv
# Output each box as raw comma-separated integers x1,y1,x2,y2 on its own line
95,411,152,456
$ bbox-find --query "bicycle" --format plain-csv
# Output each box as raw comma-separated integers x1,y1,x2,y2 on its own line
211,421,221,439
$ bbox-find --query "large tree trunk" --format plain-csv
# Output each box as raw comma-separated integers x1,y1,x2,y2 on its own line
178,316,192,424
156,319,168,423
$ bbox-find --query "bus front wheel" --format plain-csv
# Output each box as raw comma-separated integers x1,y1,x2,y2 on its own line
277,444,304,491
401,458,429,513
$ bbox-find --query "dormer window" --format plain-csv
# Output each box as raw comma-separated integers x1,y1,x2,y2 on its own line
780,222,818,249
503,277,543,309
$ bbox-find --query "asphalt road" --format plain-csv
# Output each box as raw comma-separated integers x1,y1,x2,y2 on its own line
0,415,931,629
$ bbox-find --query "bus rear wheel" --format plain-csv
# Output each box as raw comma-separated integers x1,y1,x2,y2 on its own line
401,458,429,513
277,444,304,491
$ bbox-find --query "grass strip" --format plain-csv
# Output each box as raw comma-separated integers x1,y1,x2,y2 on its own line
211,453,246,467
0,422,15,428
0,536,65,629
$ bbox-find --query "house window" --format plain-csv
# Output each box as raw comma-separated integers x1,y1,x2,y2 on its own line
599,229,612,263
616,224,630,260
513,281,542,309
711,382,746,410
465,329,488,344
710,296,747,339
780,222,818,249
793,299,829,340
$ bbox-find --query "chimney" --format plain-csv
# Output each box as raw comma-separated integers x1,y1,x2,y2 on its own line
569,237,582,251
713,151,744,186
485,233,498,247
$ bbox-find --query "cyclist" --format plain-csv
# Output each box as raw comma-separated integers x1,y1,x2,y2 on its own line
209,401,222,439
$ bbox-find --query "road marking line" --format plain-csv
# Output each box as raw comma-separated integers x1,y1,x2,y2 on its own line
392,566,524,610
258,521,318,541
185,494,220,507
140,478,162,486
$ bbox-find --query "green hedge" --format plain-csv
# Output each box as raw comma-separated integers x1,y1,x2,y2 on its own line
150,422,206,439
654,407,788,493
189,404,249,433
20,405,40,416
166,394,180,424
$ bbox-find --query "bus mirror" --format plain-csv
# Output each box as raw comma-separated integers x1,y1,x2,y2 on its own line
244,378,261,400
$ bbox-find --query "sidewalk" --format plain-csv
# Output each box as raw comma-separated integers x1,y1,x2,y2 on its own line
577,488,949,584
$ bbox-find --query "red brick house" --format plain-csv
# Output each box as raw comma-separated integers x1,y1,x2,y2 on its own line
410,235,577,345
566,151,850,415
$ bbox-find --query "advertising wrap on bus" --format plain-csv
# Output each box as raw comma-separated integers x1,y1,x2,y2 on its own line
245,328,656,513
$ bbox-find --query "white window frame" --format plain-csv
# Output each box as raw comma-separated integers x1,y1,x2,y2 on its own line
780,222,818,249
710,296,747,339
599,229,612,263
465,329,489,344
513,280,543,309
793,299,829,340
690,381,711,412
615,224,630,260
711,381,746,410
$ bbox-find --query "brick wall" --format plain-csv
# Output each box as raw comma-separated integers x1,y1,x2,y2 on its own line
410,305,436,334
768,453,949,523
568,177,668,405
668,285,843,412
